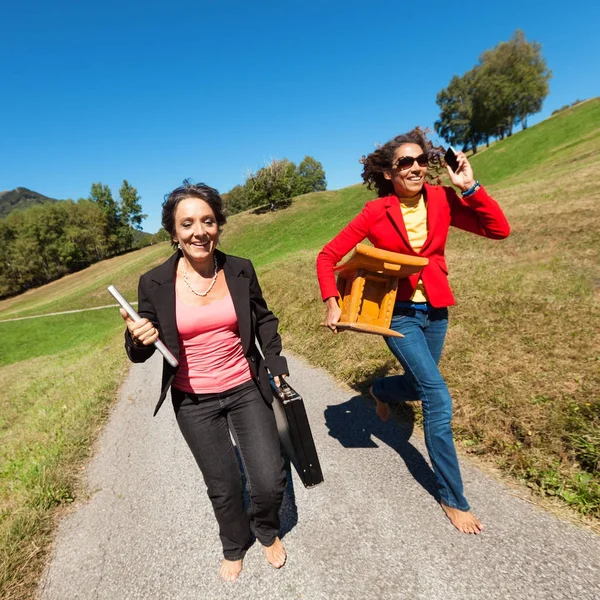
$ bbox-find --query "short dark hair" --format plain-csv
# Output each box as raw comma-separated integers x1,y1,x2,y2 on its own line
162,180,227,248
360,127,444,197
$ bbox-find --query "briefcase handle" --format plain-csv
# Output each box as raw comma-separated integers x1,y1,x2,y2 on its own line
270,375,296,402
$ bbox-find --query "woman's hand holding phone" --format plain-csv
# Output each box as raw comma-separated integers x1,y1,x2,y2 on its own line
445,147,476,192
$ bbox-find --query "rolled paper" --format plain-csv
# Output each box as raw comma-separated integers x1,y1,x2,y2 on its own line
107,285,179,368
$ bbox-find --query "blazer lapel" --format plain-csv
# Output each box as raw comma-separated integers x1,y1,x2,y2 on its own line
384,195,413,252
150,251,179,359
419,184,439,255
221,252,252,355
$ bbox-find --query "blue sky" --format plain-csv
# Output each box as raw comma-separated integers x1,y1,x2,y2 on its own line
1,0,598,233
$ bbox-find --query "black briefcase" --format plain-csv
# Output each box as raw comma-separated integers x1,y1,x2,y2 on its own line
270,378,324,488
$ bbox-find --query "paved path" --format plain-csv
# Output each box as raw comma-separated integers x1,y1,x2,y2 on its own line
38,353,600,600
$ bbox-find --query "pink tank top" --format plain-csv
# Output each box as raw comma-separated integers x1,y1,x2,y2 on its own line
173,293,252,394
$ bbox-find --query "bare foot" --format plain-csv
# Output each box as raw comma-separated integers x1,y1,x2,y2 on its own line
220,558,243,582
441,503,484,534
262,537,287,569
369,386,390,422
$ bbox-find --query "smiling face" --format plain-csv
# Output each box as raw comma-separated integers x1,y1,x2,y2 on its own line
172,197,219,264
384,143,427,198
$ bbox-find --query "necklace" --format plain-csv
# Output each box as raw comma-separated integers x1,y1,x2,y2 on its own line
182,254,219,297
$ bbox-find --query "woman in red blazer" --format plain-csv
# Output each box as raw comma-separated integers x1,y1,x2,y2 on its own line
316,128,510,534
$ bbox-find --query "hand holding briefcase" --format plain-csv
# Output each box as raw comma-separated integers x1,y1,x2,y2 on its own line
270,377,324,488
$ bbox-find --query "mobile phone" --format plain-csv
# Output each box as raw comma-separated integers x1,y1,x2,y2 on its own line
444,146,460,172
108,285,179,368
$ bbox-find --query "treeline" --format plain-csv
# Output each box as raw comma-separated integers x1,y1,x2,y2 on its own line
435,30,551,153
551,99,584,116
223,156,326,215
0,180,148,298
1,155,327,298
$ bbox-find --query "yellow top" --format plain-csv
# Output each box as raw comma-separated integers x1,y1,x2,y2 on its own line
400,194,428,302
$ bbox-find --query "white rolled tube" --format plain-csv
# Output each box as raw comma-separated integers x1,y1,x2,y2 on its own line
108,285,179,368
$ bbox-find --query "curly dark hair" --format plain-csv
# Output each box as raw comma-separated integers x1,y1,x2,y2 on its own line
360,127,445,197
162,179,227,248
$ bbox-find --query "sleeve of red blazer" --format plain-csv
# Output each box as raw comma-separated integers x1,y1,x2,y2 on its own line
447,185,510,239
316,202,373,301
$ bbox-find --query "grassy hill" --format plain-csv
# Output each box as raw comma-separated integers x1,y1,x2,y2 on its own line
247,98,600,516
252,98,600,505
0,188,59,219
1,97,599,599
224,97,600,264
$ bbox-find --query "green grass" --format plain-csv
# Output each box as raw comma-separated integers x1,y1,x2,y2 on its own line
220,185,374,268
0,98,599,598
0,333,127,599
468,98,600,186
0,310,123,368
219,99,600,266
228,98,600,519
0,243,172,320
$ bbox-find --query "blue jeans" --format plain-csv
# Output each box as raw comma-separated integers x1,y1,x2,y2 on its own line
372,303,469,511
172,380,286,560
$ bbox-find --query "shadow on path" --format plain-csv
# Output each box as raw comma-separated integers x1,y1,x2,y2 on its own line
324,394,439,501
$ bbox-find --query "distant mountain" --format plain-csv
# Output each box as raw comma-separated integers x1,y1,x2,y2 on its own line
0,187,153,239
0,187,60,219
132,228,153,244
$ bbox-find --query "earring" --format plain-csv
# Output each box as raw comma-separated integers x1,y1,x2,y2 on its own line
177,243,181,250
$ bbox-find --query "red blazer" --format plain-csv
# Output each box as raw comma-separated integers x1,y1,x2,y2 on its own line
316,183,510,308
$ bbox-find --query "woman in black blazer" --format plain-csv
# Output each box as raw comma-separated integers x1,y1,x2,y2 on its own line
121,181,288,582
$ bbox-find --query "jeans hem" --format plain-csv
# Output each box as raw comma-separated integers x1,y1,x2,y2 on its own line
439,499,471,512
223,550,247,561
256,534,277,548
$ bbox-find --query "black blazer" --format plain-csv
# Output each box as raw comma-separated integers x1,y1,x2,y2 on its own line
124,249,289,416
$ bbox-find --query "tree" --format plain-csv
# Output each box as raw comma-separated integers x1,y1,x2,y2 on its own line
64,199,107,265
222,184,250,215
0,219,16,296
119,180,146,230
435,71,482,153
489,30,551,130
32,203,70,281
0,204,68,292
296,156,327,194
435,30,551,149
0,182,145,298
119,180,147,250
89,182,120,256
473,30,550,137
151,228,172,244
246,159,299,208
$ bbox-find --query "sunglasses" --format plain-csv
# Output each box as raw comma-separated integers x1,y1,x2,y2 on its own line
393,153,429,170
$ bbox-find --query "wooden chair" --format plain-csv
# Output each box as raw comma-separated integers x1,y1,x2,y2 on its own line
333,244,429,337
